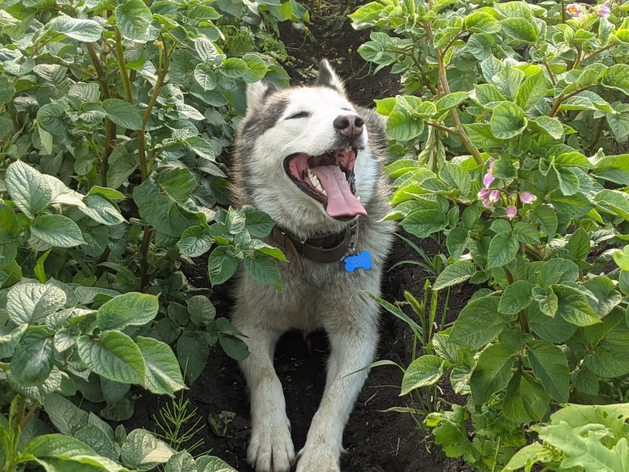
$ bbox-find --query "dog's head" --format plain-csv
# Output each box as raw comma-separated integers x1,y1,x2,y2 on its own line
234,60,384,238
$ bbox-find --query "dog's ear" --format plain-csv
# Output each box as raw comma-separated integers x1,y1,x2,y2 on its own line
246,80,276,113
314,59,346,96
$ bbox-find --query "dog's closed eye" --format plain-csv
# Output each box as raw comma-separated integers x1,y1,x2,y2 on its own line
286,111,311,120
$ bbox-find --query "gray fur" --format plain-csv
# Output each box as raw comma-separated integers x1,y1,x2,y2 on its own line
230,61,395,472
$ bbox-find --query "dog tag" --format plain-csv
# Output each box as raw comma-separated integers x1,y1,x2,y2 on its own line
344,251,372,272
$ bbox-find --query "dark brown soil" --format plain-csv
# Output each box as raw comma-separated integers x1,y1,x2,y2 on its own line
127,3,476,471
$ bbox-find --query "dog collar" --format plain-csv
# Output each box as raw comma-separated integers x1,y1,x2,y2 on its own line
273,220,359,264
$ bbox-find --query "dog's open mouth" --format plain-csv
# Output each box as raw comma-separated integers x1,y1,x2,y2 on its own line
284,147,367,219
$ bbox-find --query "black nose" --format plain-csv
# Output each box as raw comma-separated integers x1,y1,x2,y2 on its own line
333,114,364,138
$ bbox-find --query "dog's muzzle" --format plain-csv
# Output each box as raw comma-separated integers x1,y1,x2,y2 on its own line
284,147,367,220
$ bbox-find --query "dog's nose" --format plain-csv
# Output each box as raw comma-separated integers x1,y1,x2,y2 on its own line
333,114,364,139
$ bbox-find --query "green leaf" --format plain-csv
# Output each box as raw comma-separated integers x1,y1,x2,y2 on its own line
464,11,501,33
47,16,103,42
512,221,540,244
554,151,592,169
500,18,538,42
116,0,153,41
244,252,282,289
77,331,146,385
446,226,469,260
582,277,621,317
527,340,570,402
101,99,143,130
208,246,239,286
537,258,579,287
435,92,469,113
530,205,557,241
387,96,431,141
470,342,516,404
97,292,159,331
133,169,198,237
594,154,629,185
177,331,209,384
194,37,220,63
242,53,269,83
450,296,506,350
196,456,239,472
221,58,249,79
136,336,185,396
490,101,527,139
533,286,559,317
401,355,446,395
503,371,550,423
37,102,67,136
11,327,53,387
601,64,629,96
242,207,275,238
165,451,196,472
42,393,89,435
568,227,590,261
515,72,548,111
554,284,601,326
218,333,249,361
177,226,212,258
31,214,85,248
121,429,173,469
606,113,629,142
22,434,96,458
467,33,494,60
401,209,447,238
7,283,66,325
530,116,564,140
187,295,216,325
536,422,628,472
440,162,471,195
487,233,519,269
499,280,533,315
5,160,53,219
433,261,476,291
554,166,580,196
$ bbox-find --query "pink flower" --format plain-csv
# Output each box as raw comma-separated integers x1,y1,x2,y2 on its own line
595,2,610,17
483,172,495,188
521,192,537,204
478,188,490,199
488,190,500,203
482,198,495,208
566,3,583,16
506,205,517,219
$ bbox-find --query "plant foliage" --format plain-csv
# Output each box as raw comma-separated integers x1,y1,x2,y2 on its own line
351,0,629,469
0,0,305,468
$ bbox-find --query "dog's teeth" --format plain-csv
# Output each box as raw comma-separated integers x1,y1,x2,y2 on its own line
345,146,352,153
307,169,325,194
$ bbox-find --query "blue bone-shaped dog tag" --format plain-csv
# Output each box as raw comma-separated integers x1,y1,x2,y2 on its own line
344,251,372,272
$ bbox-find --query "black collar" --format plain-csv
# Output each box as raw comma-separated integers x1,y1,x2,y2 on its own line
272,220,358,264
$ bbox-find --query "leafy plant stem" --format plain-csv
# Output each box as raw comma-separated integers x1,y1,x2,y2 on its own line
139,227,154,290
114,27,133,103
435,51,483,165
548,85,597,117
19,402,40,430
86,42,114,186
588,89,614,152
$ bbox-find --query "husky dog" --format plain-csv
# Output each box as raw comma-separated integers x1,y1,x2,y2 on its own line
230,60,394,472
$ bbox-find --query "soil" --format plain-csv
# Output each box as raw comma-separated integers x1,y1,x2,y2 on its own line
127,3,476,471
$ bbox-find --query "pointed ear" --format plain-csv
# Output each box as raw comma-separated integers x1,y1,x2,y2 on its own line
246,80,276,114
314,59,346,96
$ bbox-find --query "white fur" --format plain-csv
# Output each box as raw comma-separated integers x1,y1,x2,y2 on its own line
232,66,394,472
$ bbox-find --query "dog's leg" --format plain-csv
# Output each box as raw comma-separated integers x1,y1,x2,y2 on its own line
296,304,378,472
237,324,295,472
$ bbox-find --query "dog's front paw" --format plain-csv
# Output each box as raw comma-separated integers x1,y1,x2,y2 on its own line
295,445,340,472
247,417,295,472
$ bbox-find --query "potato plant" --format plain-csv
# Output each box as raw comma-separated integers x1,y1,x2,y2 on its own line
351,0,629,470
0,0,303,469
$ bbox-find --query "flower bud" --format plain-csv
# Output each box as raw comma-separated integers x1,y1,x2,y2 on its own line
506,205,517,219
478,188,490,199
483,172,495,188
488,190,500,203
521,191,537,204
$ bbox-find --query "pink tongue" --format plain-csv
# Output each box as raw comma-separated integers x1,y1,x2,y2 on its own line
310,165,367,218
